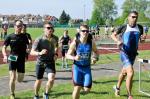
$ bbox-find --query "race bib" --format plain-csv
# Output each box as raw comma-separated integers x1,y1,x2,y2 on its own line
80,52,90,60
63,45,69,50
8,55,18,62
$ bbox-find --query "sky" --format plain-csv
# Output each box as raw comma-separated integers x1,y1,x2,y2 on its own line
0,0,124,19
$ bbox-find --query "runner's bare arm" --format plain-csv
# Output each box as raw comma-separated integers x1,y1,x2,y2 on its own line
91,41,99,64
2,45,8,62
54,42,59,61
111,31,122,46
30,38,47,56
66,39,77,60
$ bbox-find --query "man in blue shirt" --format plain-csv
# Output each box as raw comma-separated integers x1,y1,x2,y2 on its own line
66,24,99,99
111,11,143,99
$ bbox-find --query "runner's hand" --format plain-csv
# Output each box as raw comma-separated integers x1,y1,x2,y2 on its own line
117,41,123,50
39,49,48,55
91,58,97,64
54,54,58,61
74,55,80,61
3,55,8,63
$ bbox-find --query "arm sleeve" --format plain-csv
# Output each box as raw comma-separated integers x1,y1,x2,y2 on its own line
3,35,10,46
138,24,143,36
115,25,127,35
55,36,59,47
27,33,32,41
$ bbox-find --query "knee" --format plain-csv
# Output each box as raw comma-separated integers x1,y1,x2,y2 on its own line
10,76,16,82
35,79,42,85
48,78,54,83
127,70,134,77
17,77,24,82
17,73,24,82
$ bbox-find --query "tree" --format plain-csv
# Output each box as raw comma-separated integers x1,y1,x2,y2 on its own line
122,0,150,21
90,0,117,25
90,9,104,25
59,10,71,25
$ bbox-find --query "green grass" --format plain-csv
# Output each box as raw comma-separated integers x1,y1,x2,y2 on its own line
0,72,150,99
6,28,77,40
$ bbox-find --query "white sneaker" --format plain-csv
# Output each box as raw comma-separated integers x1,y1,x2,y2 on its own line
113,85,120,97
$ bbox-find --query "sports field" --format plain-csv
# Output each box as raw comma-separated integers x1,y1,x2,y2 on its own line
0,28,150,98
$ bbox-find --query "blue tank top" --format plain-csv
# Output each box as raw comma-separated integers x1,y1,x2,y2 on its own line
122,24,140,56
74,43,92,67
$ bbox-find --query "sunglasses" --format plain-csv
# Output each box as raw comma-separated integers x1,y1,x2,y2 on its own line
81,30,89,33
131,16,138,19
45,27,53,30
15,25,22,28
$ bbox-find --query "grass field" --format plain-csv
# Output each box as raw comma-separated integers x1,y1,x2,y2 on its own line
0,51,150,98
5,28,77,40
0,72,150,99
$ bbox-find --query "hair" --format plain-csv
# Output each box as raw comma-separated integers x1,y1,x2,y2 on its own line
23,24,27,28
64,30,68,35
14,20,23,24
80,24,89,30
44,21,53,27
128,11,138,16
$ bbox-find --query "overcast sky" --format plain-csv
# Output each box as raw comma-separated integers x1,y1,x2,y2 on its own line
0,0,124,19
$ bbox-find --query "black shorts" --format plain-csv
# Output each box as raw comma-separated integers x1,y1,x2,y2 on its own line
9,57,25,73
96,31,99,35
36,61,56,79
61,49,68,57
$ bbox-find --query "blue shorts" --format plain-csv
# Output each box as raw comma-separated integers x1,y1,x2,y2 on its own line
120,51,136,68
72,64,92,88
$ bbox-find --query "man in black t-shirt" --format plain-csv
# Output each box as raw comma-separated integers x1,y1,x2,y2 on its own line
2,20,29,99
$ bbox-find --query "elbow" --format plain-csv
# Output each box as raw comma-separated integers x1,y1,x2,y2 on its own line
110,34,114,39
65,54,69,59
30,50,34,56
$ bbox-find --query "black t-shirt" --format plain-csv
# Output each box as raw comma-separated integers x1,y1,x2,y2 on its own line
60,35,71,45
4,33,29,56
24,33,32,41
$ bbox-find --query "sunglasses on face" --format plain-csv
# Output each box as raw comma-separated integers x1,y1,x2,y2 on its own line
45,27,53,30
15,25,22,28
81,30,89,33
131,16,138,19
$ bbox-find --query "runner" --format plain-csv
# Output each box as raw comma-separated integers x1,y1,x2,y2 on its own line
21,24,32,60
66,24,99,99
59,29,71,69
111,11,143,99
2,20,29,99
30,22,58,99
1,24,8,39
